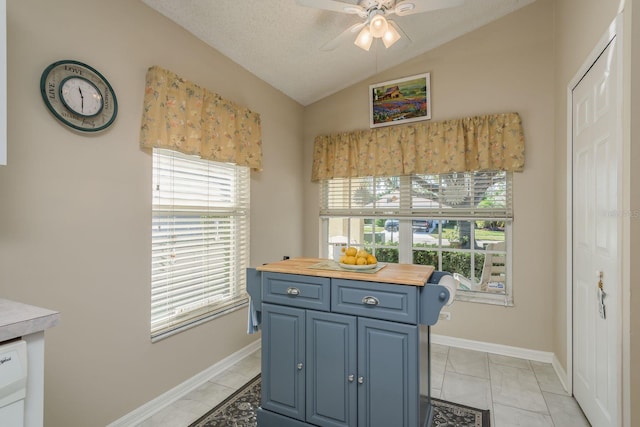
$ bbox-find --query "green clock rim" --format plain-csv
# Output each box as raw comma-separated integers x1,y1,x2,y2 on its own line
58,75,105,118
40,59,118,132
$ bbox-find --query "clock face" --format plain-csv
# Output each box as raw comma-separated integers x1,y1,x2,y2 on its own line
60,76,104,117
40,60,117,132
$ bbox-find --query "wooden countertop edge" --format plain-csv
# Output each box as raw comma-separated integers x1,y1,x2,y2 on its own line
256,258,433,287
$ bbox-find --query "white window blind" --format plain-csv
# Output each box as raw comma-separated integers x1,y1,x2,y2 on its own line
411,172,512,219
320,172,512,219
151,148,250,340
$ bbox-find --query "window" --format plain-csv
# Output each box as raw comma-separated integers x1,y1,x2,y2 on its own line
151,148,250,340
320,172,513,305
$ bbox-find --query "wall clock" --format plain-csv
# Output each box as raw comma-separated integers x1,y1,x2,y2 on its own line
40,60,118,132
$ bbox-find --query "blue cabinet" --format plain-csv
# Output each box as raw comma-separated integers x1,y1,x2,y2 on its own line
261,303,306,421
257,271,425,427
357,318,418,427
306,310,357,427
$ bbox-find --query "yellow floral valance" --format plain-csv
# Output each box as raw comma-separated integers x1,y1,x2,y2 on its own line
311,112,524,182
139,66,262,170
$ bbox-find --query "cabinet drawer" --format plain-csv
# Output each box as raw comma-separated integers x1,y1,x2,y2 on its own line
331,279,418,324
262,272,330,311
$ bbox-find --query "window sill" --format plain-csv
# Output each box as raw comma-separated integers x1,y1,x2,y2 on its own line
151,300,249,343
454,290,513,306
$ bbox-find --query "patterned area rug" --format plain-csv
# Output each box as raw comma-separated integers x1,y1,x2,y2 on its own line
189,375,490,427
428,397,491,426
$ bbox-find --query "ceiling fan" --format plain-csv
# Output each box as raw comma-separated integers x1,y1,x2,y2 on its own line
297,0,464,51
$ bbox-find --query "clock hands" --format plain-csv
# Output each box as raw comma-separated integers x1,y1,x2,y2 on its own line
78,87,84,113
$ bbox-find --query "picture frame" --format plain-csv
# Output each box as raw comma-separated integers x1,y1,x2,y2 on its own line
369,72,431,128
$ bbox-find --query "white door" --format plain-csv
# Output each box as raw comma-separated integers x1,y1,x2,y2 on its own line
572,37,620,427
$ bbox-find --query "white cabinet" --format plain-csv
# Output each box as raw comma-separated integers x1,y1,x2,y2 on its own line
0,300,60,426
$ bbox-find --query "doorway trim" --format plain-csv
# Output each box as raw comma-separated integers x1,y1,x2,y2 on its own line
565,11,630,427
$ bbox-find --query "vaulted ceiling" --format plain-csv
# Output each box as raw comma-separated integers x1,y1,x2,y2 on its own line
141,0,536,106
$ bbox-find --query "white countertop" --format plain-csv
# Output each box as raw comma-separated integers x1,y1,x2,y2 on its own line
0,299,60,342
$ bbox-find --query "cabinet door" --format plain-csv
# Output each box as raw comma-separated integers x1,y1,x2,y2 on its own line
261,303,306,421
357,318,419,427
306,311,357,427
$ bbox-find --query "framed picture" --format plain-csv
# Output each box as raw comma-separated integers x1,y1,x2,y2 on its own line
369,72,431,128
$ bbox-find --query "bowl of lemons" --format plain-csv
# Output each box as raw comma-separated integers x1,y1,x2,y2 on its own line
339,247,378,270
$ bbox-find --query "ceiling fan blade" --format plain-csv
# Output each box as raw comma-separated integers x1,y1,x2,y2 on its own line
320,22,366,51
296,0,365,15
394,0,464,16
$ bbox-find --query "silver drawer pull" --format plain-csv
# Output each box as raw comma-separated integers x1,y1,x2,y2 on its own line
358,376,364,384
348,374,355,382
297,362,304,370
362,296,379,306
287,287,301,296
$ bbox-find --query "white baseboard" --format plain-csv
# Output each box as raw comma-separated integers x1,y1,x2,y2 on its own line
425,331,555,364
425,332,569,394
551,353,570,394
106,340,261,427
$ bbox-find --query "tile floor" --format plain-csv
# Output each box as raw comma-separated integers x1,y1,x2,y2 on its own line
138,343,590,427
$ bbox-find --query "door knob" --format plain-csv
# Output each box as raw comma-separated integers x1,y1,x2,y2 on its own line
597,271,607,319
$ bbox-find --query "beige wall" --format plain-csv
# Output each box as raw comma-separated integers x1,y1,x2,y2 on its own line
552,0,621,378
553,0,639,423
630,1,640,422
0,0,304,425
304,0,557,351
629,1,640,422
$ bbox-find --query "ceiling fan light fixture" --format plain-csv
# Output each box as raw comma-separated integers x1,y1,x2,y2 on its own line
382,23,401,48
354,26,373,51
369,14,388,38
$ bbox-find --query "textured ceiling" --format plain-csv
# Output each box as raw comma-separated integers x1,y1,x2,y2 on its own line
141,0,535,106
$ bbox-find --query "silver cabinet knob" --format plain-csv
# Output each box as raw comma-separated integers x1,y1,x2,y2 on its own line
362,296,379,306
297,362,304,370
348,374,355,382
287,287,301,296
358,376,364,384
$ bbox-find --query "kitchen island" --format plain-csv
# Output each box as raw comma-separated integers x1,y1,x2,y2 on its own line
247,258,451,427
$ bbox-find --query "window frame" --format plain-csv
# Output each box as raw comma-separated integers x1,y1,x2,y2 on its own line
150,148,250,341
319,172,513,306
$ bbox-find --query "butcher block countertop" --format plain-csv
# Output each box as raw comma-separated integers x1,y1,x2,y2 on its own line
256,257,434,287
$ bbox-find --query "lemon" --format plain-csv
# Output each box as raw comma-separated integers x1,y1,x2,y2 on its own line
339,255,347,264
343,255,357,265
367,255,377,265
356,249,369,258
356,257,367,265
346,247,357,257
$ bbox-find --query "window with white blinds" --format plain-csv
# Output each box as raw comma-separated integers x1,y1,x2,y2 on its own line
320,172,511,218
151,148,250,340
320,171,513,305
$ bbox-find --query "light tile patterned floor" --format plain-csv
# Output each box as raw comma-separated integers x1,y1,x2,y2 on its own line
138,343,590,427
